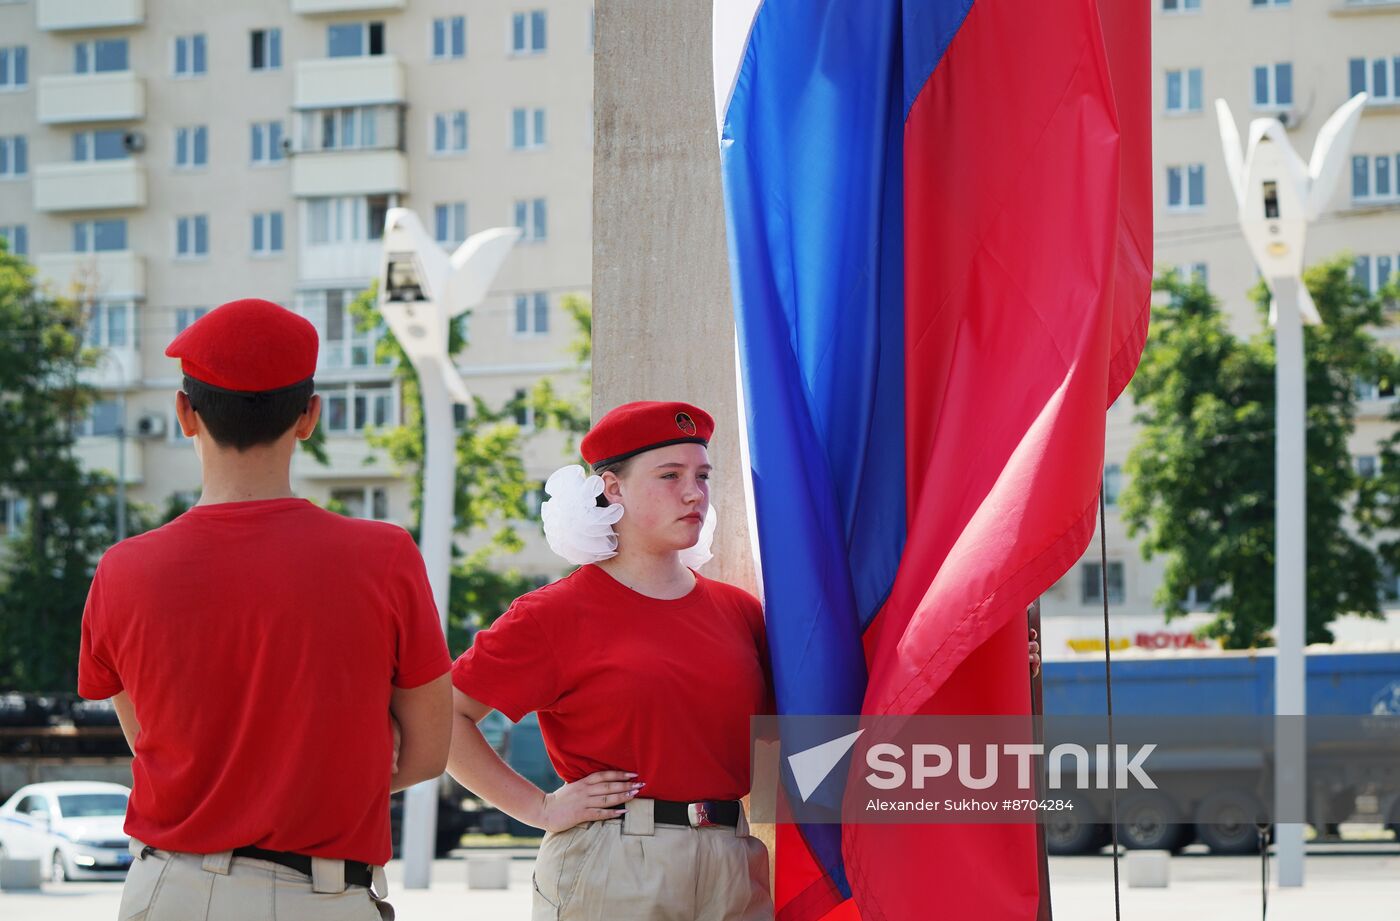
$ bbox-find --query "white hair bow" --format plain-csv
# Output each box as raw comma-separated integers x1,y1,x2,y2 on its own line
540,465,717,569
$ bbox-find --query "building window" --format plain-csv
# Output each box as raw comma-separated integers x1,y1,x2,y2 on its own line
1250,0,1289,6
76,399,122,437
0,135,27,177
1164,68,1202,114
251,211,284,256
321,382,396,434
1349,55,1400,103
73,219,127,252
1081,560,1126,605
514,198,547,241
514,292,549,335
1356,455,1380,479
434,203,467,245
1172,262,1208,287
300,106,399,153
74,39,128,74
1352,154,1400,203
1252,62,1293,108
84,301,135,348
298,289,391,370
512,388,536,430
1166,164,1205,211
0,495,30,537
512,11,547,53
524,481,545,518
1354,254,1400,294
250,120,286,163
73,129,128,162
331,486,391,520
174,126,208,168
1184,581,1216,611
1104,464,1124,506
511,107,547,149
250,28,281,70
175,306,208,334
173,34,207,77
0,224,26,256
328,22,385,58
432,16,466,59
176,215,210,259
304,196,387,246
1355,370,1397,401
1161,0,1201,10
432,111,468,154
0,46,27,90
169,410,190,442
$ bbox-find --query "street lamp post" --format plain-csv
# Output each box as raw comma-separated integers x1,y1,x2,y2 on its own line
1215,92,1367,888
378,209,521,890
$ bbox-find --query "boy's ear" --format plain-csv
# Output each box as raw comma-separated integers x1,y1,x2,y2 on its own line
295,394,322,440
175,391,199,437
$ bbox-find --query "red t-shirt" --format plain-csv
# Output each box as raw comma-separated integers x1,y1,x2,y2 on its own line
77,497,451,865
452,564,771,802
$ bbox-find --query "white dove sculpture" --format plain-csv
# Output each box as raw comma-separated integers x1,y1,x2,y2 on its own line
1215,93,1368,327
377,208,521,404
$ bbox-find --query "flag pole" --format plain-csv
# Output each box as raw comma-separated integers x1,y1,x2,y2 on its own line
1029,598,1053,921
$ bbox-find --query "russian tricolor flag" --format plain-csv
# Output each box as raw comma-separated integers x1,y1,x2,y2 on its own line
714,2,1151,918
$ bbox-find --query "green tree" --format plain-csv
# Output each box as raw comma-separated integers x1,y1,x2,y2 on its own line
344,286,592,653
1121,257,1398,648
0,242,154,691
521,293,593,453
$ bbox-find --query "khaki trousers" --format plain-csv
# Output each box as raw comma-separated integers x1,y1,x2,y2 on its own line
532,798,773,921
118,838,393,921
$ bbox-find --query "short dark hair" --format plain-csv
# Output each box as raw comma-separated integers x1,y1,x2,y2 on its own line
183,375,314,451
592,457,633,507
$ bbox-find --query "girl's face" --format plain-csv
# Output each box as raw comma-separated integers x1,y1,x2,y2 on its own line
603,443,711,555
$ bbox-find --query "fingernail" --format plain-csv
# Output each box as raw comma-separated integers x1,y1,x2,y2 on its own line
625,772,638,778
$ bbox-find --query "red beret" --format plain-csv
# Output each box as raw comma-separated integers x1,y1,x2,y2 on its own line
165,298,318,392
581,401,715,469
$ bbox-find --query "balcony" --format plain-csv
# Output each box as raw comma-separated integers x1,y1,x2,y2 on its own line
73,437,142,485
81,346,142,389
292,149,407,198
299,241,382,284
34,251,145,299
37,0,144,31
291,0,404,13
34,160,146,212
292,436,395,480
1333,0,1400,14
37,73,144,125
294,55,404,110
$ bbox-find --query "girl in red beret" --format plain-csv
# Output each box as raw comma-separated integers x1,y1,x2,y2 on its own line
447,400,774,920
445,401,1042,919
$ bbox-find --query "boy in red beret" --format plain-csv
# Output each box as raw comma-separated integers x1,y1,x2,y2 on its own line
77,298,452,920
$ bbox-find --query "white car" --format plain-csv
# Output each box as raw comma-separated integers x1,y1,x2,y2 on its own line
0,781,132,882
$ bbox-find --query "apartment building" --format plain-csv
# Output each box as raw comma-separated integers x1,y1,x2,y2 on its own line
0,0,594,580
1040,0,1400,655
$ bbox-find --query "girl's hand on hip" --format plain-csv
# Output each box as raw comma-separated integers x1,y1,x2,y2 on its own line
539,770,644,832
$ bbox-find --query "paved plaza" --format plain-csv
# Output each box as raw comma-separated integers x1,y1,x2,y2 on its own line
1,843,1395,920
